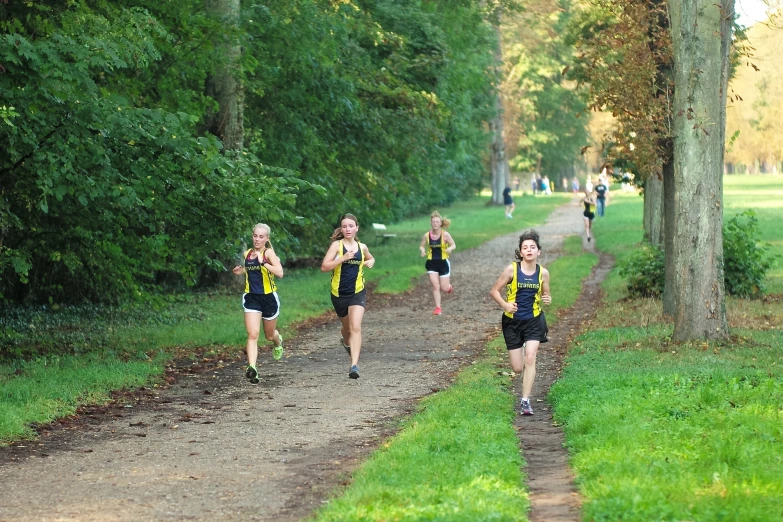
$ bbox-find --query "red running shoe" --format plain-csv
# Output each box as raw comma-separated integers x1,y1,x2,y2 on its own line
433,306,442,315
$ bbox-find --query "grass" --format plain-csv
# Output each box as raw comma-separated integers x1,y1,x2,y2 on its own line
550,174,783,521
311,238,599,522
0,193,569,444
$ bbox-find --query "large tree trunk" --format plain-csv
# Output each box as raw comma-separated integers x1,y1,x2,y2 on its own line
668,0,732,340
661,151,676,317
643,173,664,246
205,0,244,151
489,25,508,205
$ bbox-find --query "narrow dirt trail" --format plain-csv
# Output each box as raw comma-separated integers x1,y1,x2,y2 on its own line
0,199,595,522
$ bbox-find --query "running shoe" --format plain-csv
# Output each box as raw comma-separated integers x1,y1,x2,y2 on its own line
446,284,453,294
588,236,592,242
245,364,260,385
433,306,442,315
341,337,351,355
349,365,360,379
272,334,284,361
520,398,534,415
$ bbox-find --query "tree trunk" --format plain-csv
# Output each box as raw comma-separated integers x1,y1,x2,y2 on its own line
668,0,732,340
205,0,244,151
662,151,676,317
643,173,664,246
489,25,508,205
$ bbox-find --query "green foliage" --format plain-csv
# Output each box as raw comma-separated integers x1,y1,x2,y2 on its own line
616,208,777,299
2,0,502,303
0,3,310,303
502,3,589,177
723,210,777,298
619,241,665,298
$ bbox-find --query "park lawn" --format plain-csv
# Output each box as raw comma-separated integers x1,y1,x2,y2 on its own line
0,193,568,443
550,175,783,521
311,237,598,522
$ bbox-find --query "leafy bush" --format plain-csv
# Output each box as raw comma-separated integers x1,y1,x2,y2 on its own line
723,210,776,298
619,242,665,297
620,210,777,299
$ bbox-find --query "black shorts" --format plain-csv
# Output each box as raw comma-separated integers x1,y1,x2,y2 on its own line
504,196,514,206
242,292,280,320
501,313,548,350
583,211,595,220
425,259,451,277
331,289,367,318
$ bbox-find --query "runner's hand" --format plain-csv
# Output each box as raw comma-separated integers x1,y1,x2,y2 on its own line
542,293,551,305
232,265,244,275
503,302,518,314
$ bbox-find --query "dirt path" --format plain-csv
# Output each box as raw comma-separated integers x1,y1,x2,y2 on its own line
0,199,599,522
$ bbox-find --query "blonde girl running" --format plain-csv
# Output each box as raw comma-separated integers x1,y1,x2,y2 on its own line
232,224,285,385
419,211,456,315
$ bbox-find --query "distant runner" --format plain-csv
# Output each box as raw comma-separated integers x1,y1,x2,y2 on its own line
419,210,456,316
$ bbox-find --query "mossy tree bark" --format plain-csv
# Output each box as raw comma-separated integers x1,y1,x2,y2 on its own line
668,0,732,340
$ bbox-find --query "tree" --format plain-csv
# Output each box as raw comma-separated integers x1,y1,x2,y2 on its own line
668,0,733,340
204,0,243,150
490,26,509,205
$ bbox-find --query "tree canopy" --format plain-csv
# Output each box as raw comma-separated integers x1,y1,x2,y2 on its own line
1,0,501,304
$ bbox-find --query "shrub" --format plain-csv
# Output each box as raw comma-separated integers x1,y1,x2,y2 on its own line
723,210,777,298
619,242,665,298
620,210,777,299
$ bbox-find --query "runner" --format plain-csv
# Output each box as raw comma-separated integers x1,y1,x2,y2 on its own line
503,186,515,219
419,210,456,315
489,229,551,415
581,189,597,242
232,224,285,385
321,213,375,379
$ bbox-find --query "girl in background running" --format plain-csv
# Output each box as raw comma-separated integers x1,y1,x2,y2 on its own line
581,189,597,242
232,224,284,385
419,211,456,315
321,213,375,379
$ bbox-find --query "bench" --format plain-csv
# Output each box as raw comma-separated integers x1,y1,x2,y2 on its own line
372,223,397,245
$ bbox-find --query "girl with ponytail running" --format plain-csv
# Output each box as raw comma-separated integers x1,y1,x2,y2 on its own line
321,214,375,379
419,211,456,315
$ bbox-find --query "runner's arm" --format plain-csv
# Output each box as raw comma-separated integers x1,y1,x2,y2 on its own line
362,244,375,269
263,248,284,278
321,241,344,272
489,264,517,314
541,267,551,305
444,231,456,254
420,232,428,257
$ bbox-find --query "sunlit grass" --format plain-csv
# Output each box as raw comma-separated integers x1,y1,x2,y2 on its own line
552,174,783,521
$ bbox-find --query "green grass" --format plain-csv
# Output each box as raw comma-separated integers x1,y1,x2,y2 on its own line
0,194,568,444
311,238,599,522
550,174,783,521
550,331,783,521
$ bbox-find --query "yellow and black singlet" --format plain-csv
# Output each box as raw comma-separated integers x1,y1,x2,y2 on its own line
330,241,365,297
504,263,543,321
244,249,277,294
427,232,449,261
584,200,596,215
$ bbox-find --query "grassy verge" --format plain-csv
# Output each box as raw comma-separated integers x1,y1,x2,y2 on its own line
550,175,783,520
0,194,569,443
311,241,599,522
